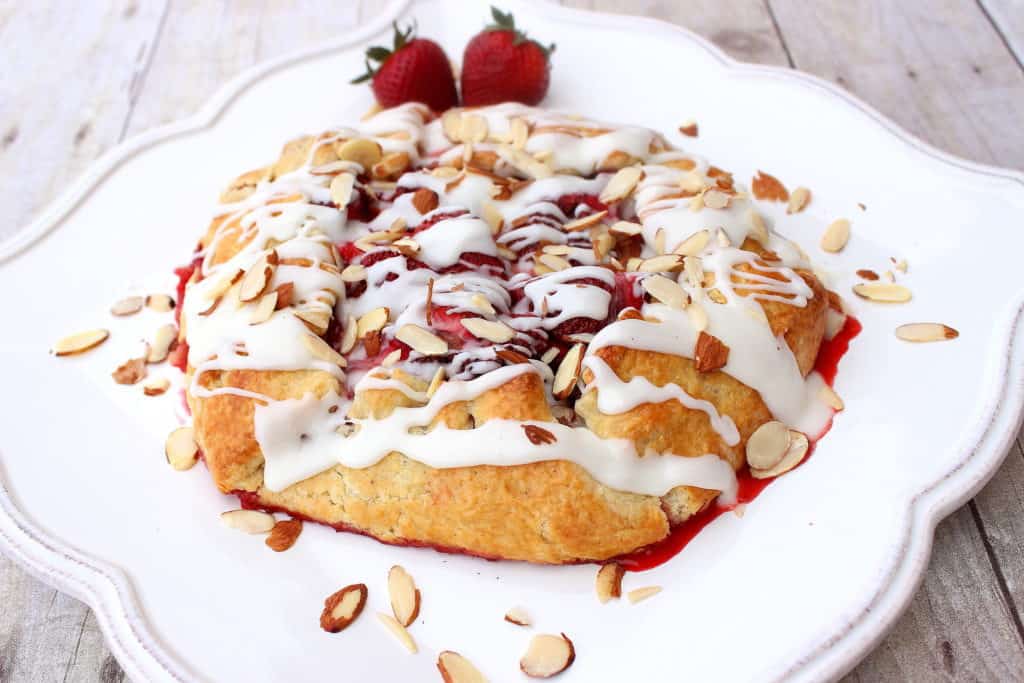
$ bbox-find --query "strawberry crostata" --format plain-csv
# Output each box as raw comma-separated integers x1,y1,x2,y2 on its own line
176,103,849,564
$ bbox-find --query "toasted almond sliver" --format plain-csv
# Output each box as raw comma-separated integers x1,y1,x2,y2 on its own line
540,347,559,365
330,172,356,207
376,612,418,654
147,324,178,363
481,201,504,234
745,420,790,471
510,117,530,149
537,253,571,272
341,264,367,282
716,228,732,248
627,586,662,604
388,565,421,627
320,583,368,633
852,282,912,303
596,563,624,604
249,292,278,325
820,384,844,410
165,426,198,470
143,377,171,397
504,606,532,627
552,343,584,400
895,322,959,343
520,633,575,679
703,189,730,210
357,307,390,338
788,186,811,214
610,220,643,236
380,349,402,367
336,137,383,169
295,308,331,335
111,296,144,316
469,293,497,315
673,229,709,257
638,254,684,273
396,324,448,356
683,255,703,288
238,253,275,303
146,294,175,313
687,301,709,332
599,166,643,204
820,218,851,253
642,275,689,309
427,366,446,398
220,509,275,534
302,333,347,367
563,210,608,233
53,328,109,356
747,210,770,245
442,110,463,142
751,430,809,479
460,114,489,143
461,317,515,343
340,315,358,354
112,356,147,385
437,650,488,683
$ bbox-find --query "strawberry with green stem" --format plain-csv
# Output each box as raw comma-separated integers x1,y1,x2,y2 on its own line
461,6,555,107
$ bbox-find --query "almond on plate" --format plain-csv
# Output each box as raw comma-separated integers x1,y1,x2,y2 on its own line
387,565,421,627
265,519,303,552
320,583,368,633
520,633,575,678
437,650,488,683
595,563,624,603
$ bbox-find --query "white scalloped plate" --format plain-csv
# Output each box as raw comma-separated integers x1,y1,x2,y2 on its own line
3,1,1024,681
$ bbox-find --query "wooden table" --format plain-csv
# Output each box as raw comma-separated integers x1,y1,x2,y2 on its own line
2,1,1023,680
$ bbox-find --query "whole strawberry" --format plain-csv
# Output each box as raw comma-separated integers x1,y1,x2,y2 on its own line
461,7,555,107
352,21,458,112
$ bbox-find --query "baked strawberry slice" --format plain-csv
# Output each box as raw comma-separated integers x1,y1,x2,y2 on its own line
352,21,458,112
461,7,554,106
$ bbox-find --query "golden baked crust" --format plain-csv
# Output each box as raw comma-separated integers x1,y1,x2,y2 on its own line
182,105,834,564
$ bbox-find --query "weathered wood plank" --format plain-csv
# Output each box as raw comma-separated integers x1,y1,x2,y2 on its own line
980,0,1024,67
559,0,790,66
0,1,168,242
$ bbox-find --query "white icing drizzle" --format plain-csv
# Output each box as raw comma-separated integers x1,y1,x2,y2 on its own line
180,102,839,507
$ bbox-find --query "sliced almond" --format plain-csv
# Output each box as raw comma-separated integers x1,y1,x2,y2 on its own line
627,586,662,604
380,348,402,367
302,333,347,367
330,172,356,207
147,324,178,363
437,650,488,683
679,120,698,137
336,137,383,169
249,291,278,325
895,322,959,343
146,294,175,313
716,228,732,248
164,426,198,470
745,421,790,471
504,607,532,627
638,254,684,273
852,282,911,303
142,377,170,397
689,194,705,212
388,565,421,627
376,612,418,653
895,258,909,274
396,324,448,356
341,264,367,282
750,430,809,479
563,210,608,233
520,633,575,679
266,519,302,552
788,186,811,214
470,293,497,315
320,583,368,633
747,210,770,245
552,343,584,400
427,366,445,398
295,308,331,335
372,151,411,180
595,563,624,603
819,384,844,410
683,255,704,288
238,252,277,303
411,187,439,214
442,110,464,142
642,275,688,309
751,170,789,202
537,253,570,272
220,509,275,534
461,317,515,343
820,219,851,253
703,189,730,210
481,201,504,234
53,328,109,356
112,356,147,385
693,331,729,372
540,347,559,365
610,220,643,236
357,307,390,338
460,114,489,143
509,117,530,149
340,315,358,354
707,288,727,304
599,166,643,204
110,296,144,316
673,229,709,257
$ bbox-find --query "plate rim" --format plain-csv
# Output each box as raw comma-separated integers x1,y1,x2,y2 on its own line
2,0,1024,680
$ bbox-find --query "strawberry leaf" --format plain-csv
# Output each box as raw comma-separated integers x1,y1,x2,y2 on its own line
366,46,391,62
